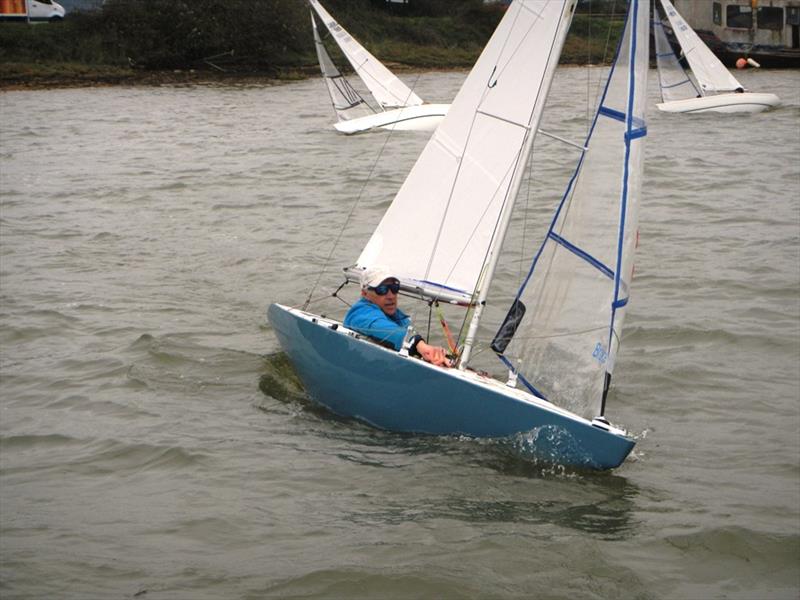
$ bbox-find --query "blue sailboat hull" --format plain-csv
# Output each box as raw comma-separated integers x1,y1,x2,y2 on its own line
267,304,635,470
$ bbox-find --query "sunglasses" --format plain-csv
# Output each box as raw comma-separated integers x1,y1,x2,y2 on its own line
368,282,401,296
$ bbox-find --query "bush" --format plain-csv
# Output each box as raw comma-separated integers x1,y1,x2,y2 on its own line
0,0,623,77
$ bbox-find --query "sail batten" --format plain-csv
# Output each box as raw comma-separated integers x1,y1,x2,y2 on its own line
476,109,531,130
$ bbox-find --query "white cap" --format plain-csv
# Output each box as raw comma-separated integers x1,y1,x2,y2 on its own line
360,265,398,290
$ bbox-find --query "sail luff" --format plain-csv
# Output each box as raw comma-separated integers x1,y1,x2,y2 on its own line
603,0,645,412
606,0,649,412
658,0,742,93
459,0,579,368
309,0,424,108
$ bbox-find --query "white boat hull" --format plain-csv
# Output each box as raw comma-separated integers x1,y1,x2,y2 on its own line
656,92,780,114
334,103,449,134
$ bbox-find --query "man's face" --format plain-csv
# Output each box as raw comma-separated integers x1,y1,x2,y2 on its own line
363,278,399,316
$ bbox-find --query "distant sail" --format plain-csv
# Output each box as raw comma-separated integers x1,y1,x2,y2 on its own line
653,14,700,102
659,0,742,93
309,0,423,109
311,12,374,122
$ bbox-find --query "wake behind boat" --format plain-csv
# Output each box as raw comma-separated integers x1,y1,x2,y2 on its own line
654,0,780,114
269,0,650,470
310,0,449,134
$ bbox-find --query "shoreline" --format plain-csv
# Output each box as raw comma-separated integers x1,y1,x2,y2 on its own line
0,64,322,91
0,62,600,92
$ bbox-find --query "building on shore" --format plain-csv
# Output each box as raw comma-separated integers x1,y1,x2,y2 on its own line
670,0,800,68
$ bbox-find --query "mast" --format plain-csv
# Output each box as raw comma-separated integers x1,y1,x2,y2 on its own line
459,0,578,369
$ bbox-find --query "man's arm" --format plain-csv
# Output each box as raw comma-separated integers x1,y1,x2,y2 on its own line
409,335,451,367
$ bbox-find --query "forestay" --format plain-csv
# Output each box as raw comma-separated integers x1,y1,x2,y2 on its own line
659,0,742,94
309,0,423,109
311,12,374,122
653,13,699,102
497,0,649,421
354,0,577,304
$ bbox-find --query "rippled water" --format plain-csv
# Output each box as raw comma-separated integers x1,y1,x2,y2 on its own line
1,67,799,599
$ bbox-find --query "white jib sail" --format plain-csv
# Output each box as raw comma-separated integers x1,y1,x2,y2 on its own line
653,14,699,102
499,0,649,420
659,0,742,94
355,0,578,305
309,0,424,109
312,12,374,122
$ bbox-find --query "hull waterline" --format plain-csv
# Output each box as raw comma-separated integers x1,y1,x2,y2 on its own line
267,304,635,470
334,104,449,134
656,92,780,114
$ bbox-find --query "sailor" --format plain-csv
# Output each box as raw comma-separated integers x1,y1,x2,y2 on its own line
344,266,451,367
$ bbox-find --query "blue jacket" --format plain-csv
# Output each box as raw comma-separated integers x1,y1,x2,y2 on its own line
343,297,411,351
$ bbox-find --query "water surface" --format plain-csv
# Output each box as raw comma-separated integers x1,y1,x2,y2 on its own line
1,67,799,599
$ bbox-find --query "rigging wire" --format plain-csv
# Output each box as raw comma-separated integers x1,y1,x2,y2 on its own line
301,130,396,311
301,72,426,311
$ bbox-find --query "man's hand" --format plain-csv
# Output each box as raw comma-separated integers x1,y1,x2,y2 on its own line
416,340,452,367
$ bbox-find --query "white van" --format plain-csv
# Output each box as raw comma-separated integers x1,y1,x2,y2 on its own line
0,0,66,21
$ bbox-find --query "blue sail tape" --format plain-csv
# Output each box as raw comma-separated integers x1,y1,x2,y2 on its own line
418,279,469,294
599,106,646,131
497,354,548,401
612,297,628,309
625,126,647,141
599,106,626,122
548,232,614,280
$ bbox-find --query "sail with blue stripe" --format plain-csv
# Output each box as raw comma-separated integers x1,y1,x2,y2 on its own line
495,0,649,421
653,12,700,102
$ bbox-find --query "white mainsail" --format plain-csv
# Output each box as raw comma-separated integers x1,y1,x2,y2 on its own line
659,0,742,94
653,13,699,102
498,0,649,420
311,12,374,122
309,0,423,109
354,0,578,304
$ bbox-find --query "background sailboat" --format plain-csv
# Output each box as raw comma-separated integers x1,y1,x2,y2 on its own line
311,11,374,125
655,0,780,114
309,0,449,134
269,0,650,470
